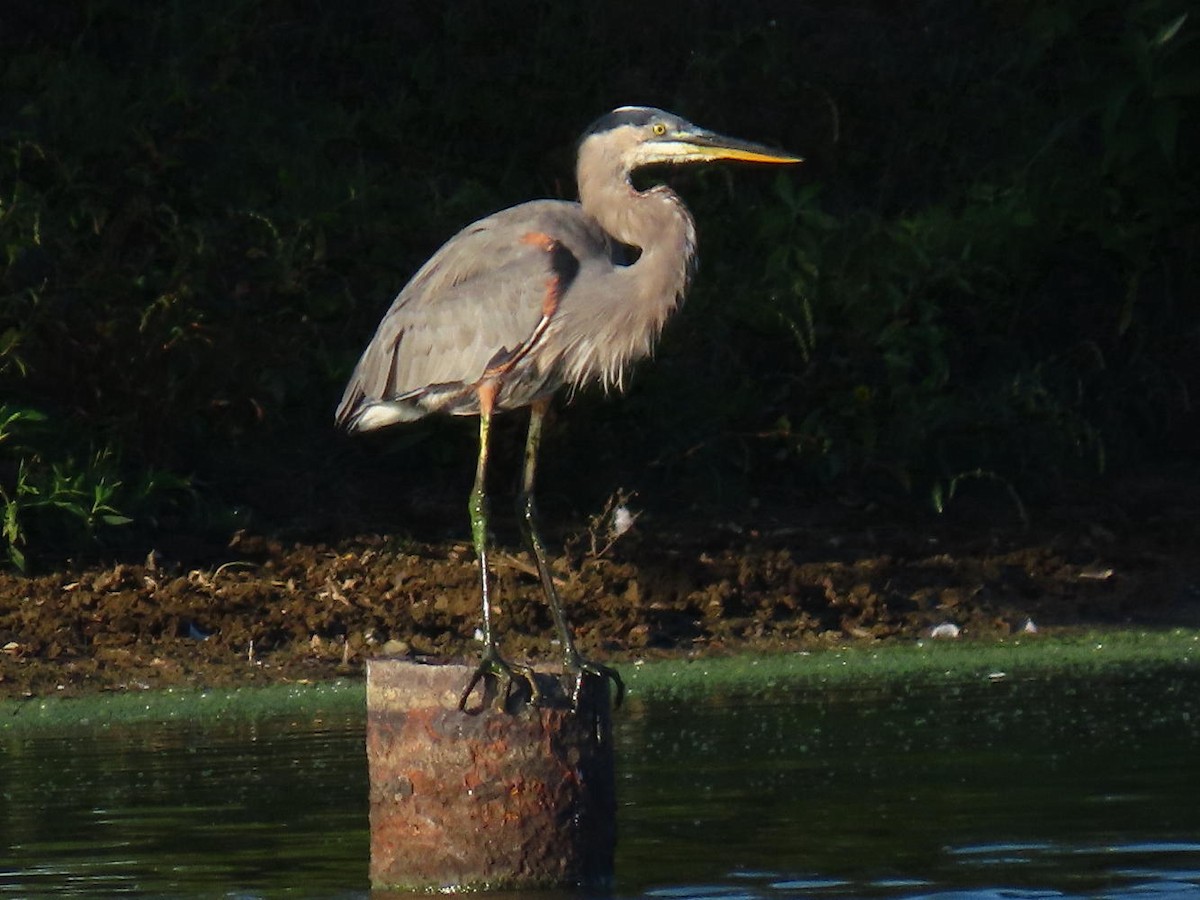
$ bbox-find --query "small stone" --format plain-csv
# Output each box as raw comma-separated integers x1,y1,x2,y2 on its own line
380,639,411,656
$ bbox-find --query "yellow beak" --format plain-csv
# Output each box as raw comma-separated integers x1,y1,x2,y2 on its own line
680,130,803,165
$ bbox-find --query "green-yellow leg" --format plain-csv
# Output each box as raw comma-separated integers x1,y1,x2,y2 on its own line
458,384,539,712
517,399,624,709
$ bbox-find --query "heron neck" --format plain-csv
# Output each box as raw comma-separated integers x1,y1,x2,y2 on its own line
578,165,697,309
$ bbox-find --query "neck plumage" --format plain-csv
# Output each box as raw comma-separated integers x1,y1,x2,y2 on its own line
559,146,698,392
576,153,697,317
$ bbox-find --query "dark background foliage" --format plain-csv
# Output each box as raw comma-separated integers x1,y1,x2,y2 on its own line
0,0,1196,567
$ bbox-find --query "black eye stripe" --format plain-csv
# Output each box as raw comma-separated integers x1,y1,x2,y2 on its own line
582,106,672,139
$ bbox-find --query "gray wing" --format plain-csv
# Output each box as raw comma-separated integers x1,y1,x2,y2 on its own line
336,199,614,432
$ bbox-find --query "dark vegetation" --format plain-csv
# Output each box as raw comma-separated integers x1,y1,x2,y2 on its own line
1,0,1196,570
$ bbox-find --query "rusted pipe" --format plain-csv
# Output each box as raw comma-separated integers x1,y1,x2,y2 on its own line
366,659,616,892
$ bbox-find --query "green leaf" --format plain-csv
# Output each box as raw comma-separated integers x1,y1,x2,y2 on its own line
1153,12,1188,47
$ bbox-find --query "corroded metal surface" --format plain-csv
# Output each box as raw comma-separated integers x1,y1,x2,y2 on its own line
366,659,616,891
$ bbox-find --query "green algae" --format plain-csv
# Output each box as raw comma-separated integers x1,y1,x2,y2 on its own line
0,678,364,733
2,629,1196,732
620,628,1200,700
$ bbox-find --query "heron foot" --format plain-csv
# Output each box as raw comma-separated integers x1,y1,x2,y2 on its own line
458,649,541,713
565,653,625,710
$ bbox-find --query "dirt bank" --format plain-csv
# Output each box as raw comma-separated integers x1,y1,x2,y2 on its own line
2,469,1198,700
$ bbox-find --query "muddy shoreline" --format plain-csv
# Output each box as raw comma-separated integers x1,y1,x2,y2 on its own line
2,470,1198,701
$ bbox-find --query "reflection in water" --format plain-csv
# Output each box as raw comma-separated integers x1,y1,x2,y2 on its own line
617,667,1200,898
1,665,1199,898
0,714,369,896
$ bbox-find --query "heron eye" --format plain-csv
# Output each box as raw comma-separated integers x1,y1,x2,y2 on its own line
651,122,668,136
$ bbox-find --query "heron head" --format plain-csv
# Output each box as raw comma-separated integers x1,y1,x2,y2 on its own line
580,106,802,171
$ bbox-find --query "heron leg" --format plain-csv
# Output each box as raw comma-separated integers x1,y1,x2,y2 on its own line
517,399,624,709
459,383,539,712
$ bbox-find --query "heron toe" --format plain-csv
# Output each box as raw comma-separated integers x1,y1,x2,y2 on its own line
566,654,625,710
458,650,541,713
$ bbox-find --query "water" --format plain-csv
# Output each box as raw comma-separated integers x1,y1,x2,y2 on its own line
619,668,1200,898
0,715,367,896
2,665,1198,898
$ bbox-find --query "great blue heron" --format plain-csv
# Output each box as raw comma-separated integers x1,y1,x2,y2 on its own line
336,106,801,710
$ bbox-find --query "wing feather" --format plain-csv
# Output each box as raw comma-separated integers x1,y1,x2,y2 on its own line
336,200,613,431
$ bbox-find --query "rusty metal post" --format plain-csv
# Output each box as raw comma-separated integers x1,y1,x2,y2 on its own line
366,659,616,892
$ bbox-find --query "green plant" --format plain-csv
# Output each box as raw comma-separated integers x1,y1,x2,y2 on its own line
0,452,127,570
